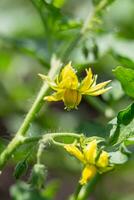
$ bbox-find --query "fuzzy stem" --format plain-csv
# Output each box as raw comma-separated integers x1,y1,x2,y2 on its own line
0,132,81,170
23,132,82,144
0,60,61,170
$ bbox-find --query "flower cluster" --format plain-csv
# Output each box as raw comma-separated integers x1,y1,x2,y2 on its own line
39,62,111,110
64,140,111,185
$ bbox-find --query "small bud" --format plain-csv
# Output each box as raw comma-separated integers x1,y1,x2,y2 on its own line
29,164,47,189
82,46,89,59
14,160,28,179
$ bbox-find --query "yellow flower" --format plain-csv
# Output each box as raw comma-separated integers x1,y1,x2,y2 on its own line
39,62,111,110
64,140,109,185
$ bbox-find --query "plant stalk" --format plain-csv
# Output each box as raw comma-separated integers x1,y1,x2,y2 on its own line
77,174,100,200
0,60,61,170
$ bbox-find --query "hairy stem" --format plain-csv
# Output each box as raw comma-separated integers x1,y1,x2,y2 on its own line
0,59,61,170
23,132,82,144
0,131,81,170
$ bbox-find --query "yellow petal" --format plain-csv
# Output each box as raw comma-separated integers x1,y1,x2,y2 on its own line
64,144,85,163
85,80,111,94
79,68,94,93
91,75,98,87
87,87,112,96
96,150,109,168
79,165,96,185
44,91,64,102
58,62,79,89
84,140,97,164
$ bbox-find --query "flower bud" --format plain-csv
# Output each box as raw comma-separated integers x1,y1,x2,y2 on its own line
14,160,28,179
29,164,47,189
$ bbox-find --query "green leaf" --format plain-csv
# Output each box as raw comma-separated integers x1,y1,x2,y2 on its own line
109,151,128,164
113,66,134,98
108,103,134,145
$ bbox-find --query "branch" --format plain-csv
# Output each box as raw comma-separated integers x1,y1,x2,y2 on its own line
0,57,61,170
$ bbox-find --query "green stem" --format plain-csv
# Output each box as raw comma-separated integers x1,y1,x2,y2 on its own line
46,132,82,139
18,62,61,137
37,142,45,164
77,174,100,200
23,136,42,144
36,132,82,164
69,184,83,200
23,132,82,145
0,61,61,170
0,132,81,170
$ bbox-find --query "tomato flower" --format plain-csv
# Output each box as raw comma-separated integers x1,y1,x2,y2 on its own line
39,62,111,110
64,140,110,185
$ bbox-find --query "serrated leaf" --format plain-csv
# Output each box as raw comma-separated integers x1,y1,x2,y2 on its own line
108,103,134,145
113,66,134,98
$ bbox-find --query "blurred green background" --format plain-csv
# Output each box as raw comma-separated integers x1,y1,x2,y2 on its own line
0,0,134,199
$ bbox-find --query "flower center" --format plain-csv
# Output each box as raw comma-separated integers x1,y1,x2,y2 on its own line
63,89,82,110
